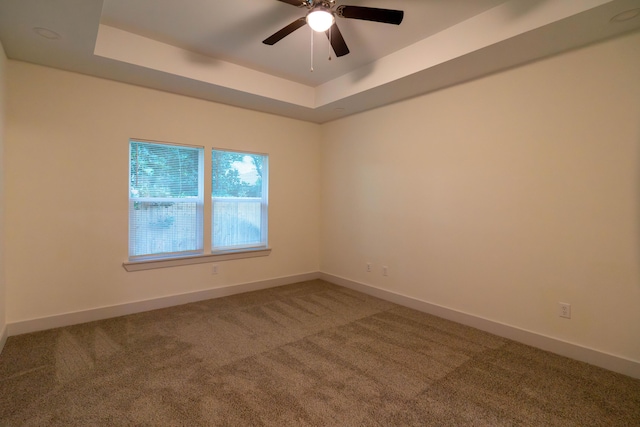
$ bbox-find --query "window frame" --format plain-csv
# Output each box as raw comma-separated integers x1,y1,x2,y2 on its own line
128,139,205,262
211,148,269,254
124,141,271,271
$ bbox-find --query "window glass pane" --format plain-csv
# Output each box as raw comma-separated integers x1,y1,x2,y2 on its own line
212,149,268,251
129,201,200,257
131,142,200,198
213,199,262,248
129,141,203,259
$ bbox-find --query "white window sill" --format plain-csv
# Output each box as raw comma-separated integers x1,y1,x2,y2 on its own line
123,248,272,272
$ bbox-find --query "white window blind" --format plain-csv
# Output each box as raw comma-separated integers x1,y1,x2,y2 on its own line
211,149,268,252
129,140,204,260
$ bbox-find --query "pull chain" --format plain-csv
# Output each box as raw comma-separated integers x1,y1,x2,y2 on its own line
310,27,314,72
328,25,332,61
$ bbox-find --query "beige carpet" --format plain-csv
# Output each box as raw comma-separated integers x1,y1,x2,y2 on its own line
1,279,638,426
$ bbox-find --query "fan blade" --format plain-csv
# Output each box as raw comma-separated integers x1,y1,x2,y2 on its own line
276,0,306,6
263,17,307,45
336,5,404,25
325,23,349,57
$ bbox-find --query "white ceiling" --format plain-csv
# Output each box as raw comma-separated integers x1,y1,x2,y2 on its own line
1,0,640,123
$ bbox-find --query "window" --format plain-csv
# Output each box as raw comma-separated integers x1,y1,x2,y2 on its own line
212,149,268,252
129,140,204,260
126,141,269,268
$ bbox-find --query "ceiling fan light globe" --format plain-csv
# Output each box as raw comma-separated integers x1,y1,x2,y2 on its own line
307,10,334,32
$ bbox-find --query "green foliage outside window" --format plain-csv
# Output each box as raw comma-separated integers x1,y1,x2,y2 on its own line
211,150,263,198
130,142,200,199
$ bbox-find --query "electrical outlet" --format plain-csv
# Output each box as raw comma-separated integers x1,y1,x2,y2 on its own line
212,265,219,275
559,302,571,319
366,262,372,272
382,266,389,276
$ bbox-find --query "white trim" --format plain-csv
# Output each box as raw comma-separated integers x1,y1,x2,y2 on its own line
130,137,203,150
320,272,640,380
123,248,272,271
0,325,7,356
7,272,320,336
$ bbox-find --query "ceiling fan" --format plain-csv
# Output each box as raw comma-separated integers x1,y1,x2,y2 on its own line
263,0,404,58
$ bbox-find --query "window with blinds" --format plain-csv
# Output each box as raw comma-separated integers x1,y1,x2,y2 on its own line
211,149,268,252
129,140,204,260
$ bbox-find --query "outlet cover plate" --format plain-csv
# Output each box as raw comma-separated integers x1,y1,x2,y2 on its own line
559,302,571,319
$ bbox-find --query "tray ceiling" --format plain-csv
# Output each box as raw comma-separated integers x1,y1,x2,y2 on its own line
1,0,639,123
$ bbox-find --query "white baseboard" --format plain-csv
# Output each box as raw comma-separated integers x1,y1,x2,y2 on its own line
6,271,639,379
320,272,640,380
7,272,320,337
0,324,7,356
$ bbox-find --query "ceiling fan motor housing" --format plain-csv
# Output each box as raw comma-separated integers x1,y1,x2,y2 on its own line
306,0,335,9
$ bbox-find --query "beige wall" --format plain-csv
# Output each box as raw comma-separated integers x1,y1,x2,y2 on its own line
0,40,6,337
5,62,321,323
4,31,640,365
320,31,640,363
